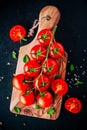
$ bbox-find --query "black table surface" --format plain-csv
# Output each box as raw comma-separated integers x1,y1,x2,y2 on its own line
0,0,87,130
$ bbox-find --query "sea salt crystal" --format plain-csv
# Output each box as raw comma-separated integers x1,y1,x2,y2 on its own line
80,66,83,68
82,71,86,75
83,58,86,62
83,49,87,53
69,50,72,53
0,76,4,82
7,62,11,65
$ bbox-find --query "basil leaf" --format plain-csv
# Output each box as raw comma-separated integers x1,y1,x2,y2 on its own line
35,105,41,109
23,55,29,63
70,64,74,71
14,107,21,113
47,108,55,115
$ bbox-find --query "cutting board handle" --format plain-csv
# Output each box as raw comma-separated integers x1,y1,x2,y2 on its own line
38,6,60,31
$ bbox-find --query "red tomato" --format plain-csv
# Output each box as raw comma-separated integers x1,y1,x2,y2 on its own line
30,45,46,61
12,74,29,92
49,42,65,59
37,29,52,46
19,90,35,106
51,79,68,96
9,25,26,42
36,91,53,108
42,58,58,75
33,75,50,92
24,60,40,78
65,97,82,114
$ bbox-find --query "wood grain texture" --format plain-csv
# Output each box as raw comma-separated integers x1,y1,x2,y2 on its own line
10,5,68,120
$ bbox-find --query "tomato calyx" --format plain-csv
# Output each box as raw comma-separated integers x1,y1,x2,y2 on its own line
41,33,50,41
46,66,53,72
40,92,45,97
29,68,36,72
53,48,60,54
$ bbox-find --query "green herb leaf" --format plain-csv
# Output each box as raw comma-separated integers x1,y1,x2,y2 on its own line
35,105,41,109
14,107,21,113
54,75,60,79
47,108,55,115
23,55,29,63
70,64,75,71
12,52,17,59
74,80,84,85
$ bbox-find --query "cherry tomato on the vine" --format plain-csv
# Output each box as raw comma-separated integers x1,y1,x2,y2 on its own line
33,74,50,92
19,90,35,106
9,25,26,42
65,97,82,114
37,29,53,46
12,74,29,92
49,42,65,59
42,58,58,75
30,45,46,61
24,60,41,78
36,91,53,108
51,79,68,96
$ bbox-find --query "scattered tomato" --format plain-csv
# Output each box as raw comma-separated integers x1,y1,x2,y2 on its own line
24,60,40,78
9,25,26,42
19,90,35,106
36,91,53,108
51,79,68,96
30,45,46,61
12,74,29,92
33,75,50,92
37,29,53,46
42,58,58,75
49,42,65,58
65,97,82,114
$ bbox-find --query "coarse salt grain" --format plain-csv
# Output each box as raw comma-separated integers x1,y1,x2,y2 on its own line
7,62,11,65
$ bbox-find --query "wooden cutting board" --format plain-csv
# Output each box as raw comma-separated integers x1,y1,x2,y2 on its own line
10,5,68,120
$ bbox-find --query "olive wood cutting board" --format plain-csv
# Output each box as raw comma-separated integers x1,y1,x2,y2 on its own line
10,5,68,120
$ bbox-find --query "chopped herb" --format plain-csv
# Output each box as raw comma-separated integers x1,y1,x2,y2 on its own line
35,105,41,109
12,52,17,59
70,64,75,72
54,74,60,79
23,55,29,63
47,108,55,115
14,107,21,113
40,92,45,97
74,80,84,85
30,68,36,72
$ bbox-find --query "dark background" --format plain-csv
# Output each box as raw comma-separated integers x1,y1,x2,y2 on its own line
0,0,87,130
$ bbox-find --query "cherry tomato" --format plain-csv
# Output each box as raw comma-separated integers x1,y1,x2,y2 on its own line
24,60,40,78
30,45,46,61
33,75,50,92
19,90,35,106
51,79,68,96
12,74,29,92
37,29,52,46
42,58,58,75
49,42,65,59
9,25,26,42
65,97,82,114
36,91,53,108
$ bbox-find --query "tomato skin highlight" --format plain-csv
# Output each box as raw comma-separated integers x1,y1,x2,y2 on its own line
51,79,68,96
19,91,35,106
12,74,29,92
36,91,53,108
42,58,58,75
30,45,46,61
33,75,50,92
24,60,40,78
10,25,26,42
37,29,52,46
49,42,65,59
65,97,82,114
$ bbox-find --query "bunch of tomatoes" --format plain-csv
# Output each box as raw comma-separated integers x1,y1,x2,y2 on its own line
10,25,82,114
